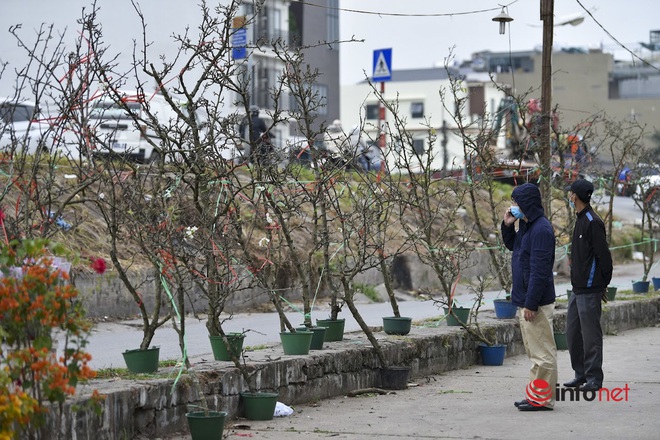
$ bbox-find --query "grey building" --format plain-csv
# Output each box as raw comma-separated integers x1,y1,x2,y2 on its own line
236,0,340,143
471,48,660,146
289,0,340,132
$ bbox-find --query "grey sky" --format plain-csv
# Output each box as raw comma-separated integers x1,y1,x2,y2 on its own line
0,0,657,95
339,0,659,84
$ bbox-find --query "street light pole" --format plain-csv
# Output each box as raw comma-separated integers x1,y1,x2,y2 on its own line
539,0,554,215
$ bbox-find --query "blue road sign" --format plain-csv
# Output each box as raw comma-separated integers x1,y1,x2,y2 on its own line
232,27,247,60
372,48,392,82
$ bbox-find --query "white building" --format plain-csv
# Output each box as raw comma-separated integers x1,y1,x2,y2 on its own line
341,67,506,173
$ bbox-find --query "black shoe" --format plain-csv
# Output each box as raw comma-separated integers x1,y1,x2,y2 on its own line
580,382,601,392
514,399,529,407
563,378,586,388
517,402,553,411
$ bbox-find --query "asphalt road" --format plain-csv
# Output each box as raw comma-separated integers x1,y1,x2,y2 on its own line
67,195,649,370
82,261,647,371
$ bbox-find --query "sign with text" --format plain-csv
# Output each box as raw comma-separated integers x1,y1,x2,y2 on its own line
232,16,247,60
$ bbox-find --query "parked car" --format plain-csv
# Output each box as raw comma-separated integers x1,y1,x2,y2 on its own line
87,91,180,163
631,164,660,199
0,97,55,156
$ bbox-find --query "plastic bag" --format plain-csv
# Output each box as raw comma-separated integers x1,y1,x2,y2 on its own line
273,401,294,417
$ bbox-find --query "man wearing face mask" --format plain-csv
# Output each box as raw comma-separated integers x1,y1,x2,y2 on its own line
564,179,612,392
501,183,557,411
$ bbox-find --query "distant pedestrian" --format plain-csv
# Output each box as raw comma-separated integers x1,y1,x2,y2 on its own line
501,183,557,411
563,179,613,392
239,105,269,165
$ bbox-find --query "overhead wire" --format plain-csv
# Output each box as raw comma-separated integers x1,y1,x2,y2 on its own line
574,0,660,73
291,0,519,18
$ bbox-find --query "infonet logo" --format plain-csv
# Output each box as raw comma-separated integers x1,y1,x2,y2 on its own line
526,379,630,405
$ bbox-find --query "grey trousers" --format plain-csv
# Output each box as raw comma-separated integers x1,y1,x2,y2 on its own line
565,292,604,386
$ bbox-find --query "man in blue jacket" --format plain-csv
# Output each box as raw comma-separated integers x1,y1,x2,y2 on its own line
501,183,558,411
564,179,613,392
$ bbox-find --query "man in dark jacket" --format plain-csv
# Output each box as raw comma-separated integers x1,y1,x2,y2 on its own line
501,183,557,411
564,179,613,392
239,105,269,166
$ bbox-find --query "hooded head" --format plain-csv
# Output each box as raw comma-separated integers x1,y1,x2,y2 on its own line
511,183,545,222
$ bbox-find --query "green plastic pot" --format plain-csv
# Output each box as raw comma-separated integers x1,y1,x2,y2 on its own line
316,318,346,342
280,331,313,355
554,332,568,350
443,307,470,326
296,326,326,350
186,411,227,440
240,392,279,420
606,286,617,301
209,333,245,361
382,316,412,335
122,346,160,373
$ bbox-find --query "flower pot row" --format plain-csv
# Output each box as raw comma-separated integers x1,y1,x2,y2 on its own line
182,320,348,438
184,391,279,439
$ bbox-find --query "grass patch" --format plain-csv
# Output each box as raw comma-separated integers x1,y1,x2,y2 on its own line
159,358,180,367
93,368,173,380
415,316,446,326
94,358,182,379
245,344,269,351
355,283,381,302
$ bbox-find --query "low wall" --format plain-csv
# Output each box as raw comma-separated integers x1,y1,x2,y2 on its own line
74,251,570,319
49,297,660,439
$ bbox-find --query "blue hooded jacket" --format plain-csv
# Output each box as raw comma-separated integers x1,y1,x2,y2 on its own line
501,183,556,310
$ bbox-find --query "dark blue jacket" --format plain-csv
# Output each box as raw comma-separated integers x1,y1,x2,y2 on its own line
570,205,613,293
501,183,556,310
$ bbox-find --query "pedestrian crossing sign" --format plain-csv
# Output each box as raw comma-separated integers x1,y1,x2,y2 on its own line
372,48,392,82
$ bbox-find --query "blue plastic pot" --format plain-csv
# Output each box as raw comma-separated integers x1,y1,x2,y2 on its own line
479,343,506,366
493,299,517,319
632,280,650,293
652,277,660,291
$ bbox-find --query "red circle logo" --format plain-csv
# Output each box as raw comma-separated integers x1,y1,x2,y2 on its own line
526,379,552,406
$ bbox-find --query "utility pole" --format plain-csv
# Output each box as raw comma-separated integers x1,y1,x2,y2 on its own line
379,81,386,149
539,0,554,215
441,119,448,173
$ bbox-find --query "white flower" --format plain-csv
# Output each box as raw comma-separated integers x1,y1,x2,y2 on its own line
259,237,270,247
184,226,198,240
266,213,273,224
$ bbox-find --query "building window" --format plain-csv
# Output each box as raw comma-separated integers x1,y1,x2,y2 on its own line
327,0,339,50
366,104,379,120
412,138,425,155
411,102,424,118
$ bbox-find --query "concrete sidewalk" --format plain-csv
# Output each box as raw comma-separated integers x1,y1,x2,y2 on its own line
163,325,660,440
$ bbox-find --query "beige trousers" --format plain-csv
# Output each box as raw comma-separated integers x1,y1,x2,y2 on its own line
519,303,558,407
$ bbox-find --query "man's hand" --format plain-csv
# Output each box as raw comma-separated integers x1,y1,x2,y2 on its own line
523,308,537,322
503,208,516,226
